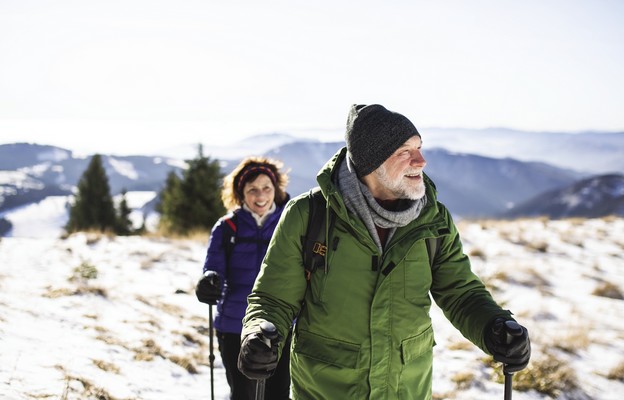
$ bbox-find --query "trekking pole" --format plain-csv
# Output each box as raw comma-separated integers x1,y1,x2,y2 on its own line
208,305,215,400
255,321,278,400
503,320,523,400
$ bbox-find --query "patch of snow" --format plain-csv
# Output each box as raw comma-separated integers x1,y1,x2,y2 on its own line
0,170,45,190
114,191,157,209
18,162,51,177
37,147,70,162
0,186,17,197
609,181,624,198
113,191,158,230
2,196,69,238
2,192,159,238
562,193,583,208
108,158,139,180
164,158,188,170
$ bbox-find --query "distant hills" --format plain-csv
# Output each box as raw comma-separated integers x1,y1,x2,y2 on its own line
1,129,623,236
421,128,624,174
503,174,624,219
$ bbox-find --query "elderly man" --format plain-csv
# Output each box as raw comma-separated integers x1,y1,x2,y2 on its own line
237,104,530,399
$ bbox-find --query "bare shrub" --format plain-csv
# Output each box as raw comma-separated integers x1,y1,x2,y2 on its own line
133,338,165,361
151,227,210,242
468,247,486,259
93,359,120,374
42,285,108,298
525,241,548,253
451,371,475,390
489,352,579,397
489,270,510,282
42,287,75,298
96,334,127,349
552,329,591,354
607,362,624,381
168,354,198,374
592,282,624,300
140,253,165,270
93,325,107,333
74,285,108,297
518,268,550,291
447,340,473,351
158,301,183,315
83,230,115,245
60,373,121,400
180,331,204,347
432,391,454,400
69,261,98,282
135,295,183,315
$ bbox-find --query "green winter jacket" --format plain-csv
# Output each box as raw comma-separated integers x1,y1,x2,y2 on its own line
242,148,511,400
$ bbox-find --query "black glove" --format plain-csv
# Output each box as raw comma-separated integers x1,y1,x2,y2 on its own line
238,322,280,380
485,318,531,372
195,271,221,305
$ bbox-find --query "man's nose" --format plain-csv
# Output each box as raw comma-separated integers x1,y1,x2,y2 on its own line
411,151,426,167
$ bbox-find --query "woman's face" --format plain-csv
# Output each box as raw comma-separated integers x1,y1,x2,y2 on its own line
242,173,276,217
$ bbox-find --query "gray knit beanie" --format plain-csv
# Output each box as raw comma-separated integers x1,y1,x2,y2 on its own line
345,104,421,177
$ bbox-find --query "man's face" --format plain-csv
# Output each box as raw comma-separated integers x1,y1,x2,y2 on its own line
370,135,427,200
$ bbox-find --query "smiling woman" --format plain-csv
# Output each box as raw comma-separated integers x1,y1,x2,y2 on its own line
198,155,292,399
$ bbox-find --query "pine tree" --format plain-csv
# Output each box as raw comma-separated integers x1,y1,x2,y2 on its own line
157,144,225,234
156,170,184,232
66,154,117,233
115,189,133,235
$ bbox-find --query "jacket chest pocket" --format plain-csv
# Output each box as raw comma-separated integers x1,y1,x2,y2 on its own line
403,241,432,304
307,235,378,306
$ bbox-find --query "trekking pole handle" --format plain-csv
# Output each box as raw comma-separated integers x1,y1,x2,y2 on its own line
504,320,523,344
259,321,278,347
255,321,278,400
503,321,522,400
503,320,523,377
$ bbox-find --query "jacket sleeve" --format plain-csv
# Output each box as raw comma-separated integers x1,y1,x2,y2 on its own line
430,203,512,353
242,197,309,351
202,218,228,288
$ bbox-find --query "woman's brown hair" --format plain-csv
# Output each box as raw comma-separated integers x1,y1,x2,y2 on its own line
221,156,289,211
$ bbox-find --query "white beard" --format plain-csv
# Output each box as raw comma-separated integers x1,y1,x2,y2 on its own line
375,165,426,200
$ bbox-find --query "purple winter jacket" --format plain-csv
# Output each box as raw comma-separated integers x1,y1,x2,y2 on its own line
202,203,286,334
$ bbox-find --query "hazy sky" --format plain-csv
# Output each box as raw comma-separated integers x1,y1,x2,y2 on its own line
1,0,622,156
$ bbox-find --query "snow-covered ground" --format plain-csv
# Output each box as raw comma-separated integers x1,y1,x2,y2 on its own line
1,217,623,399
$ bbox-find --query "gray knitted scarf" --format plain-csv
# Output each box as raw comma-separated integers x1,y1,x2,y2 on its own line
337,157,427,252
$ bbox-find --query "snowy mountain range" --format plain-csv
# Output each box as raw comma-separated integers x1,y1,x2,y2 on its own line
1,129,623,237
0,143,186,235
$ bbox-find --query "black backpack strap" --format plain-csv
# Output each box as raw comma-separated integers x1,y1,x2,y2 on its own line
425,227,449,269
302,187,330,281
221,211,238,280
222,210,272,278
425,237,439,269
